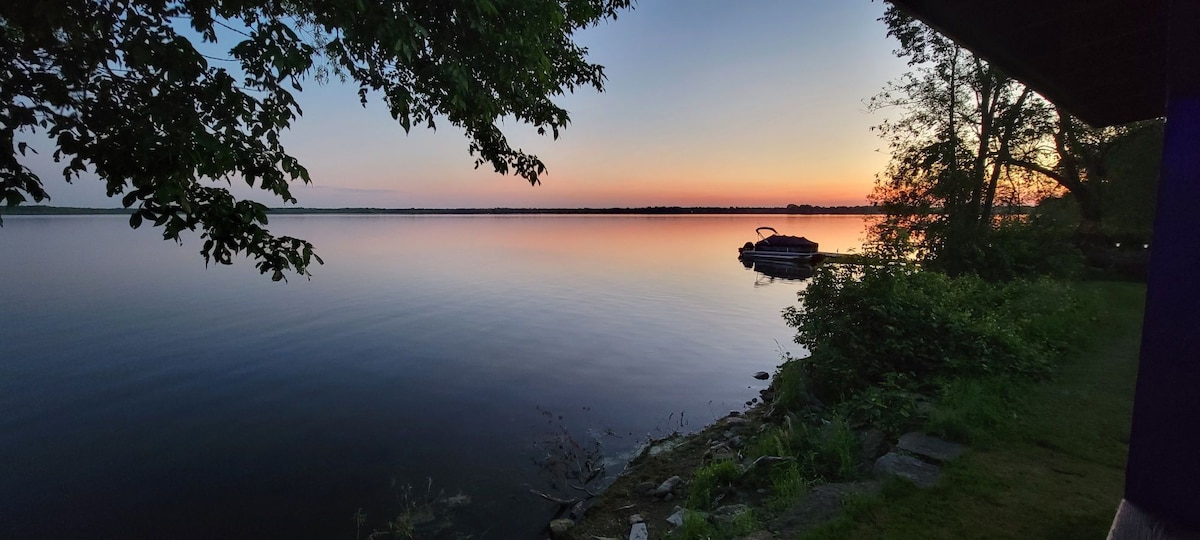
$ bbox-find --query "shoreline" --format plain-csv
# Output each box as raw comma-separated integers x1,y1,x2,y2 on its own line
564,367,912,540
559,281,1143,540
2,205,881,216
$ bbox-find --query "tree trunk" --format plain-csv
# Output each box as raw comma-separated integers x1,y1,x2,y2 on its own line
983,88,1032,221
1071,182,1105,243
967,62,994,230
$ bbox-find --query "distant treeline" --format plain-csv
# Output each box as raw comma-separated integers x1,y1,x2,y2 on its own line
5,204,882,216
3,206,133,215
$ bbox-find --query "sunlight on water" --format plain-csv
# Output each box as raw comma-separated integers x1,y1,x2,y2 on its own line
0,214,868,538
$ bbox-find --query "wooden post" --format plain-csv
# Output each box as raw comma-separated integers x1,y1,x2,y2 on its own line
1118,0,1200,535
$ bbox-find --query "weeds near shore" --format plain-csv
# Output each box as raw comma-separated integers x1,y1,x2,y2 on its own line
687,460,741,510
675,510,718,539
529,405,624,516
671,504,762,540
382,478,436,539
927,376,1021,445
353,477,473,540
353,508,366,540
767,462,806,511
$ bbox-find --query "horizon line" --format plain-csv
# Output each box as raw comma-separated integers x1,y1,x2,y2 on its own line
4,204,883,216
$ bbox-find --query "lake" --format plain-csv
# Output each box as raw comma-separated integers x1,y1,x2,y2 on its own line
0,214,868,539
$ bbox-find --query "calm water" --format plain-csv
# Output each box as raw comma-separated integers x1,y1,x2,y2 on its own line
0,214,867,539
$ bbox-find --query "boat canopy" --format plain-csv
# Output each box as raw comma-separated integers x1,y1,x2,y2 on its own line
758,234,817,249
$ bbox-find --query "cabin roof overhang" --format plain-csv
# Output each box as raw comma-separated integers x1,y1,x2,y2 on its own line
886,0,1171,127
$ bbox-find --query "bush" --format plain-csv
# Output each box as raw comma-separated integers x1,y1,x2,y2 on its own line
967,219,1085,281
783,265,1093,403
834,375,921,436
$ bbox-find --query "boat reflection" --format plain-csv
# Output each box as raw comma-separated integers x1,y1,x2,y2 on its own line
740,258,817,285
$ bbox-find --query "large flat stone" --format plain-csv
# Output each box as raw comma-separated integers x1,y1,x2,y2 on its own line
898,432,967,463
873,452,942,488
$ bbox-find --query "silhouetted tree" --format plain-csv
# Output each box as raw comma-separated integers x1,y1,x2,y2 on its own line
869,7,1049,272
1004,108,1162,243
869,7,1162,272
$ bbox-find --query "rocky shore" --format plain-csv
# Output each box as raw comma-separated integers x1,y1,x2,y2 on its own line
551,372,970,540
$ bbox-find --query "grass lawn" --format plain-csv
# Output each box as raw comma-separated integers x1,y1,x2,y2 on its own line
804,282,1145,539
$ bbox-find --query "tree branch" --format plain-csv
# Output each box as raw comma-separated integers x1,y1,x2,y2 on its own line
1004,157,1073,188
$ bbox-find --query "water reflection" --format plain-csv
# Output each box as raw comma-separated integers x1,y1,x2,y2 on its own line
0,214,868,539
740,258,817,285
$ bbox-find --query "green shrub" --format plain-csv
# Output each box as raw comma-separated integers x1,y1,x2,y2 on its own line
929,218,1085,281
783,265,1093,403
834,376,921,436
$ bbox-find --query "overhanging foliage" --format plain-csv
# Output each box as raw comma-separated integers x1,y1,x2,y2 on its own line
0,0,629,279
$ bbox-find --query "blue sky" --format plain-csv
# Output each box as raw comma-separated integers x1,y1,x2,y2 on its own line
31,0,909,208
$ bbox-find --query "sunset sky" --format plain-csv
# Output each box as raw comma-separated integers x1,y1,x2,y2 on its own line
36,0,910,209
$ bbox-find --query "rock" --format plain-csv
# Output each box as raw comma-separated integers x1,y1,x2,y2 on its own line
666,506,709,527
735,532,775,540
442,493,471,508
629,522,649,540
710,449,737,463
873,452,941,488
653,475,683,496
712,504,751,523
647,437,683,457
754,371,771,380
406,505,437,526
723,416,751,426
713,503,750,515
568,500,587,521
628,513,644,524
767,481,880,536
858,428,886,460
548,518,574,540
897,432,967,463
635,481,657,495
